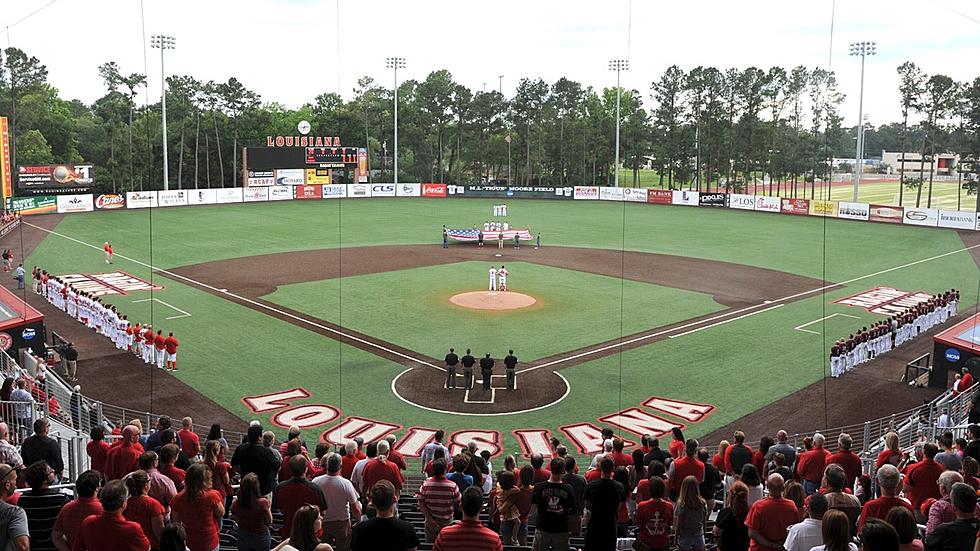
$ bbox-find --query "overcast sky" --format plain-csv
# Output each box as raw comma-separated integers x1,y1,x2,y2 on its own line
2,0,978,126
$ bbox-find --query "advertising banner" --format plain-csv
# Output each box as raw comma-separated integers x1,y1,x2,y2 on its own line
269,186,293,201
754,196,780,212
275,169,305,186
623,188,647,203
396,183,421,197
357,148,368,183
808,200,837,217
671,190,699,206
294,185,322,199
0,117,11,200
698,192,726,207
780,198,810,215
557,187,573,198
246,170,275,187
126,191,158,209
728,193,755,210
938,210,977,230
243,187,269,202
422,183,447,198
348,183,371,198
869,204,904,224
5,195,56,215
16,164,94,195
902,207,939,227
215,188,243,204
56,194,93,213
837,201,870,221
447,184,463,195
371,183,396,197
321,184,347,198
574,186,599,200
157,190,188,207
305,168,331,185
187,189,217,205
647,189,672,205
599,187,625,201
94,193,126,210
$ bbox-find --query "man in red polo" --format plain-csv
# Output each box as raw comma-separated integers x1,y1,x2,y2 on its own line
273,455,327,538
361,441,404,496
142,325,154,364
608,438,633,469
72,480,150,551
51,470,103,550
904,442,945,518
105,425,142,481
858,464,911,532
434,486,503,551
796,432,832,495
745,474,799,551
827,433,863,490
666,439,705,499
176,417,199,459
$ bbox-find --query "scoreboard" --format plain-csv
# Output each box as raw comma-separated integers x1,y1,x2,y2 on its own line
305,147,359,168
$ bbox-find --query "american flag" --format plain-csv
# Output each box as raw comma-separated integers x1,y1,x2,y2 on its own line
447,228,533,242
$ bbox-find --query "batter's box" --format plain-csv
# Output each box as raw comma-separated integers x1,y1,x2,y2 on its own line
462,374,518,403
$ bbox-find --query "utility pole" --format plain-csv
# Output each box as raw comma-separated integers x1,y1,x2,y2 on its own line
150,34,176,190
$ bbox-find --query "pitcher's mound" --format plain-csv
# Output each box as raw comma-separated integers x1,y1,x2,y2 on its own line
450,291,537,311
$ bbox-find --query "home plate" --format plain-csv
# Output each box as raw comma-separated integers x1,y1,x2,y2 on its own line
763,300,772,304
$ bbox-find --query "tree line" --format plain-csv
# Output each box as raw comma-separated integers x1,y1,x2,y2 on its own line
1,46,978,198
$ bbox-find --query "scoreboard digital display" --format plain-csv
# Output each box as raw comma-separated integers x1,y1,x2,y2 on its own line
305,147,358,168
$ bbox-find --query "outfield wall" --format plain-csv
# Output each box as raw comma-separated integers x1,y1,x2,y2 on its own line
6,183,980,231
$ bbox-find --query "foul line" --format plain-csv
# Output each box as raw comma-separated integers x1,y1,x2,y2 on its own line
25,222,442,372
794,313,860,335
132,298,192,320
667,304,784,338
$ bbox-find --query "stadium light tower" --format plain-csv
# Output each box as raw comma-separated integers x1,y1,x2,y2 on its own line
849,40,875,202
386,57,406,184
609,59,629,188
151,34,175,190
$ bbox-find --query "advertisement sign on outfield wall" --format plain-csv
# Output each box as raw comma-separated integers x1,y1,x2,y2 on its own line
275,169,305,186
305,169,331,185
95,194,126,210
672,190,699,206
902,207,939,227
869,204,904,224
243,187,269,202
780,198,809,215
938,210,977,230
371,184,396,197
728,194,755,210
837,202,870,221
126,191,158,209
318,185,345,198
187,189,218,205
623,188,647,202
396,184,421,197
647,189,672,205
754,196,780,212
56,194,93,213
269,186,292,201
422,183,447,197
294,185,322,199
809,200,837,217
447,185,463,195
158,190,188,207
599,187,625,201
5,195,57,215
215,188,243,204
348,184,371,198
246,170,275,187
698,193,726,207
574,186,599,200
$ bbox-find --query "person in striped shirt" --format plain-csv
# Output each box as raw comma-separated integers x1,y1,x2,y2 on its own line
418,458,461,542
434,486,503,551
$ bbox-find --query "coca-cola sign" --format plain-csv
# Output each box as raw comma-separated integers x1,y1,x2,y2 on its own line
95,194,125,209
421,183,447,198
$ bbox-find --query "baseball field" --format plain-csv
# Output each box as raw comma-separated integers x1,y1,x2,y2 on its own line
14,197,980,458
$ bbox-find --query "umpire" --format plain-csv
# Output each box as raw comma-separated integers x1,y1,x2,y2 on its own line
461,349,476,390
480,353,495,390
444,348,459,389
504,350,518,391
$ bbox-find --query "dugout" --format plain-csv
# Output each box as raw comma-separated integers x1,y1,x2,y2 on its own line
932,314,980,388
0,285,46,358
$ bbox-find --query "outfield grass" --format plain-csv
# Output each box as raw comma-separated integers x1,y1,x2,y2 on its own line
20,198,980,454
264,261,726,361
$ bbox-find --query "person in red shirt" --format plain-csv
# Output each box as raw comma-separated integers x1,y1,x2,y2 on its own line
122,471,166,549
753,436,772,476
712,440,729,473
724,431,755,477
73,479,150,551
668,427,685,459
86,427,111,477
434,486,503,551
903,442,945,518
105,426,142,481
273,455,327,538
667,439,705,499
607,438,633,469
796,432,831,494
529,453,552,485
340,441,360,479
858,464,912,532
634,476,673,551
875,431,903,471
176,417,200,459
153,330,166,370
164,332,179,371
954,367,974,395
745,474,800,551
141,325,154,364
361,441,405,496
828,432,863,490
384,434,408,472
52,470,103,550
171,464,224,551
103,242,113,264
157,444,186,491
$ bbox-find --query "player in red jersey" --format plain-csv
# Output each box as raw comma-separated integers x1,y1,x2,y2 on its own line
153,330,166,370
164,332,179,371
142,325,155,364
104,242,113,264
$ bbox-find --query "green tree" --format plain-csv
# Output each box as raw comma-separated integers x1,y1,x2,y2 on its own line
896,61,924,205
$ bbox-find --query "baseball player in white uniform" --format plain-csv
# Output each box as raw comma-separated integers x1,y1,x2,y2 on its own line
488,266,498,291
498,266,509,291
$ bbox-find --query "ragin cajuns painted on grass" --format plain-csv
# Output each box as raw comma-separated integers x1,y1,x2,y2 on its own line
833,286,933,316
242,388,715,458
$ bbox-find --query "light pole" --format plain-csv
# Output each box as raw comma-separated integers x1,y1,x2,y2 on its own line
498,75,503,94
386,57,405,184
150,34,175,190
849,40,875,202
609,59,629,188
